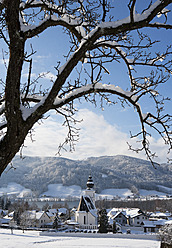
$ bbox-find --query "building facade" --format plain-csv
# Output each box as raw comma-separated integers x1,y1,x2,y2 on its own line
75,175,98,229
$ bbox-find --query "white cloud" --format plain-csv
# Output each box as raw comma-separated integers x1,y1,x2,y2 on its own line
22,108,169,163
146,136,171,164
75,109,131,158
22,71,56,81
23,116,66,157
43,71,57,81
22,72,37,78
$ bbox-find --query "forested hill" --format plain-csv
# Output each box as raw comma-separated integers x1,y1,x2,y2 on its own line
0,155,171,195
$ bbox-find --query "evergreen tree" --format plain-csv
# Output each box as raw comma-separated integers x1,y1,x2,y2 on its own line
98,209,108,233
13,211,21,226
5,199,11,210
53,210,60,230
0,198,5,210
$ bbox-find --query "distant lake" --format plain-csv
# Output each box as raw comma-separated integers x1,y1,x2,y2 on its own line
25,198,80,209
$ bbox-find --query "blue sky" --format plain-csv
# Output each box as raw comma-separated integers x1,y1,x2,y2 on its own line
0,1,172,163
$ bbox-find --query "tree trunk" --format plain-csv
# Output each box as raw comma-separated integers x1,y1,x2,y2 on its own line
0,0,26,174
161,243,172,248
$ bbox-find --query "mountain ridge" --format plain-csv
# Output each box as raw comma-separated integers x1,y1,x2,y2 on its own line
0,155,171,196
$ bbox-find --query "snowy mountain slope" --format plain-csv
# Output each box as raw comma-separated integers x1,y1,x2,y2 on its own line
0,182,169,199
0,155,171,195
0,182,32,198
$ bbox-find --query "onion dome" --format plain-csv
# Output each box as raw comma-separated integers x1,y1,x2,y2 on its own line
87,175,94,189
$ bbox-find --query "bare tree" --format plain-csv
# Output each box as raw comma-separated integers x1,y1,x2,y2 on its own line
159,224,172,247
20,211,34,232
0,0,172,175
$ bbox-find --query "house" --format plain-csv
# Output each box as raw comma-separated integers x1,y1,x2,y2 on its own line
143,219,166,233
15,210,52,228
107,208,148,227
0,211,15,228
75,175,98,229
35,211,52,228
149,211,171,220
46,209,58,222
143,219,172,233
58,208,68,221
110,211,128,226
58,208,67,216
12,209,63,229
0,216,12,227
108,208,129,226
127,208,148,226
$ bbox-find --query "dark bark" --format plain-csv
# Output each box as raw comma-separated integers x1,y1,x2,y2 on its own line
161,243,172,248
0,0,27,174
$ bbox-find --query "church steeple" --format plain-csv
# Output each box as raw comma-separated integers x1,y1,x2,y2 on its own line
86,174,94,189
75,173,98,229
84,174,96,204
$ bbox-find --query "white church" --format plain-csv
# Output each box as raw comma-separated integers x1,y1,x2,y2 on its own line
75,175,98,229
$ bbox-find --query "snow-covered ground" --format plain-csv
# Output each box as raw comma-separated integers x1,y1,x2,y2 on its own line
0,182,171,200
41,184,171,199
139,189,168,198
41,184,82,198
0,229,160,248
98,188,133,199
0,182,32,198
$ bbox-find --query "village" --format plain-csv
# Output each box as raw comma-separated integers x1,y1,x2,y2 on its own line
0,175,172,236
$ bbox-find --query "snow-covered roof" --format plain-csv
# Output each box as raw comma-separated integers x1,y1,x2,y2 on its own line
47,208,68,217
164,220,172,225
143,220,156,228
77,195,97,217
108,208,143,219
7,211,14,218
111,211,126,219
71,208,77,212
45,209,57,218
58,208,67,215
36,211,53,220
150,212,171,218
143,219,166,227
126,209,144,218
66,220,79,225
46,212,54,218
35,211,46,220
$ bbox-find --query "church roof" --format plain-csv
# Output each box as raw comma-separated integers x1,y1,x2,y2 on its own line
77,195,97,217
77,196,89,212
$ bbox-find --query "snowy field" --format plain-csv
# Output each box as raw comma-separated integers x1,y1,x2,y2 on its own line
1,182,171,199
0,229,161,248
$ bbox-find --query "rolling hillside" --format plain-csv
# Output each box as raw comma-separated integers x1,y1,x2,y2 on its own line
0,155,171,195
